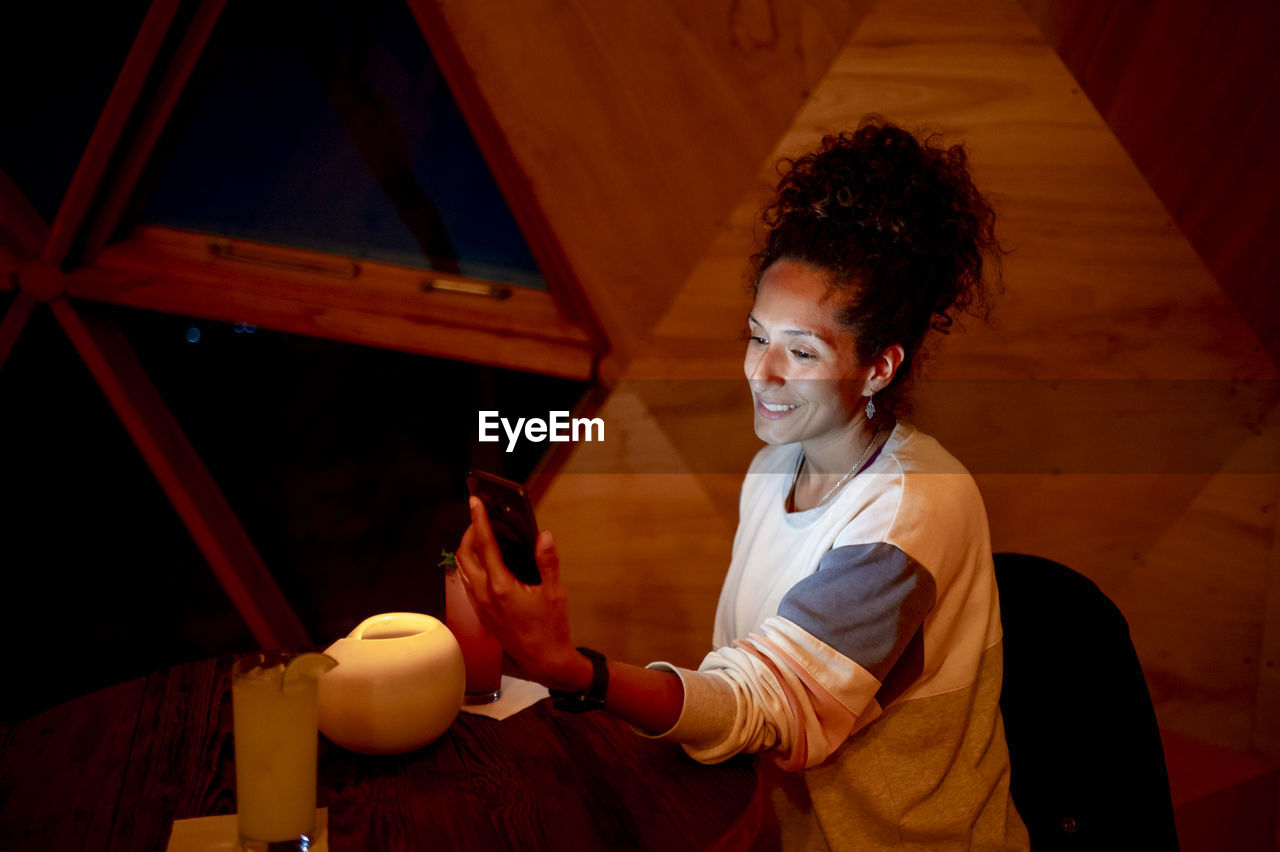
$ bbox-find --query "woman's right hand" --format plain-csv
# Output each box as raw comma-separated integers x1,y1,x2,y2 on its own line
455,497,593,693
457,496,687,735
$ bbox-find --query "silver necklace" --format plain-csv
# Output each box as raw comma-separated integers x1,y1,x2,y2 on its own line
806,430,884,507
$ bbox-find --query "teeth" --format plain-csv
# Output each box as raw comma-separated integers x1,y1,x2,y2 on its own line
762,402,799,412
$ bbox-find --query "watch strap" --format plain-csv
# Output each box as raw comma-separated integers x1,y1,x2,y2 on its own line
549,647,608,712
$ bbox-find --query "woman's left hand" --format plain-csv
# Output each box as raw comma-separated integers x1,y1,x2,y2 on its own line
455,496,591,692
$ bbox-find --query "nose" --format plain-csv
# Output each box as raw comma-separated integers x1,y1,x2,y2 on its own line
746,341,784,391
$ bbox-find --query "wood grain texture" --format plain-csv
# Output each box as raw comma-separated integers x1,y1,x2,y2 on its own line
1020,0,1280,371
0,658,758,850
540,470,736,669
71,226,596,380
0,676,146,850
106,663,236,851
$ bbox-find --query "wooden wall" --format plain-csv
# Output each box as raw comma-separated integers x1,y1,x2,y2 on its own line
431,0,1280,766
1021,0,1280,370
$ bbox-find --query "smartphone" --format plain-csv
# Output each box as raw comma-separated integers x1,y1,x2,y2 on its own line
465,470,542,585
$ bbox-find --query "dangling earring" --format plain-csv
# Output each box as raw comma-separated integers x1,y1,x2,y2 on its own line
865,394,876,421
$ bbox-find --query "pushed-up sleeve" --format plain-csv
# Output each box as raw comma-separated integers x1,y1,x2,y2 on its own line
650,542,936,769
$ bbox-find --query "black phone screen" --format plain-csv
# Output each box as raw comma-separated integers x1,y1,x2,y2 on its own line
466,471,542,585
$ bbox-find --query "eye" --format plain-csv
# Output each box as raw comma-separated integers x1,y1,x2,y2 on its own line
791,348,815,361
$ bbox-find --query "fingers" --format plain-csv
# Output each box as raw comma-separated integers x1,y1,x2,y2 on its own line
458,498,560,607
457,525,497,595
468,497,503,564
455,526,487,601
534,530,560,587
469,496,526,593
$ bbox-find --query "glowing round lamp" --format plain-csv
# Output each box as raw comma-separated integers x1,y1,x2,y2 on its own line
318,612,465,754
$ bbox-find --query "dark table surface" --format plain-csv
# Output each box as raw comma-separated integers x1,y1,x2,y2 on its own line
0,656,762,851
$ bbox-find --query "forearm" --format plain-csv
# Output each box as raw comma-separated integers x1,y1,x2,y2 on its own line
606,660,686,734
550,653,685,735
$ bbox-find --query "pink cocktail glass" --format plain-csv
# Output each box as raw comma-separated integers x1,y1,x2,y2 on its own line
444,569,504,704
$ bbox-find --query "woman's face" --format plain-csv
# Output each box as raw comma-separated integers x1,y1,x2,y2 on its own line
744,259,873,450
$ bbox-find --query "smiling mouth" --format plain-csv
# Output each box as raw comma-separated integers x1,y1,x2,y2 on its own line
756,400,801,421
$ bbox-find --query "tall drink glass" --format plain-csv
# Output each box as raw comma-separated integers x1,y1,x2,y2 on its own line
232,651,323,851
444,569,504,704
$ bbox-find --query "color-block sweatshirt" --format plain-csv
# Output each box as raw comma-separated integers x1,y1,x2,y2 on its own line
649,422,1028,850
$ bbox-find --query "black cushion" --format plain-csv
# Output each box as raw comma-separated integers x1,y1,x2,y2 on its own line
994,553,1179,851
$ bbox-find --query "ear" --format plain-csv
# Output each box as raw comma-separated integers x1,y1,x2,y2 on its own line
863,344,905,395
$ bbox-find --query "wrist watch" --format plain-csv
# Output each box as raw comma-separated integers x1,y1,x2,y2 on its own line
549,647,608,712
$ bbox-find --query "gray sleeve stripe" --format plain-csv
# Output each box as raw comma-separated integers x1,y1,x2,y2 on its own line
776,543,937,682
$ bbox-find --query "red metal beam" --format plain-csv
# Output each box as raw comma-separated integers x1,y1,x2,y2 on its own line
80,0,227,263
48,296,311,650
42,0,183,268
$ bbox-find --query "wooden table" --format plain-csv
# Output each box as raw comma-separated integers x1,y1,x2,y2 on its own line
0,658,761,850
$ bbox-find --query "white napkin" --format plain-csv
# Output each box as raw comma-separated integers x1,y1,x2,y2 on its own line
458,675,549,720
166,808,328,851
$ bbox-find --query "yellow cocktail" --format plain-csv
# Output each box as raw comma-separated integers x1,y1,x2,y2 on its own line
232,652,334,851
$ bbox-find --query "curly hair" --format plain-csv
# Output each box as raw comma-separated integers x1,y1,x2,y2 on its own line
751,117,1002,426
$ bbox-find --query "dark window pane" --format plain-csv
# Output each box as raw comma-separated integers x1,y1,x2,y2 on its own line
138,0,542,287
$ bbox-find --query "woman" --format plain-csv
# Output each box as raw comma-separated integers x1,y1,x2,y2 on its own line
456,118,1029,850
